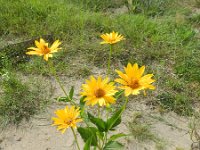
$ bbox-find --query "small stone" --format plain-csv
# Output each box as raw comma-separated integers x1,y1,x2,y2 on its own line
16,137,22,141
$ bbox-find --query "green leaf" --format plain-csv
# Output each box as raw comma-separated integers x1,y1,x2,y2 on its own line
103,141,124,150
96,131,104,141
84,136,92,150
108,133,127,142
79,96,87,119
55,96,70,102
80,96,86,109
106,106,124,131
114,90,124,99
88,112,106,132
110,117,121,130
77,127,98,146
69,86,74,100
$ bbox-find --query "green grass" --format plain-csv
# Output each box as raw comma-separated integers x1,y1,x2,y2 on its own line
194,0,200,8
157,92,193,116
0,0,200,125
127,0,173,16
129,112,166,150
0,71,51,125
189,13,200,25
129,113,155,141
71,0,126,12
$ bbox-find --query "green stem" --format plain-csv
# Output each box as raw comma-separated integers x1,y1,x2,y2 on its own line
103,132,108,149
54,75,68,96
101,98,129,149
47,61,76,105
98,106,101,118
97,106,103,149
71,127,81,150
96,143,102,150
124,97,128,108
104,108,109,147
106,107,109,120
107,45,113,76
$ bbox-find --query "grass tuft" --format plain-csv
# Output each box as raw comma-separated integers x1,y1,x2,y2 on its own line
129,112,166,149
157,92,193,116
0,71,50,125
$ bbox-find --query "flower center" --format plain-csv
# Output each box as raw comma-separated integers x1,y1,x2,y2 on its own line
42,45,51,54
64,119,73,125
109,37,115,43
95,88,105,98
129,80,140,89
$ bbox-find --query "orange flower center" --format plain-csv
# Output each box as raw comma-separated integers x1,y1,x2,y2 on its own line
42,45,51,54
64,119,73,125
109,37,115,43
95,88,105,98
129,80,140,89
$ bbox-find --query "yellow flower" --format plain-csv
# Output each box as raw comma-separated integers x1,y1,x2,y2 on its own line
52,106,82,134
115,63,155,97
100,31,124,45
81,76,117,107
26,38,61,61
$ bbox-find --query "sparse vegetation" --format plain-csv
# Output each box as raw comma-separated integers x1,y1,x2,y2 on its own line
0,71,51,125
0,0,200,149
129,112,155,141
129,112,166,149
157,92,193,116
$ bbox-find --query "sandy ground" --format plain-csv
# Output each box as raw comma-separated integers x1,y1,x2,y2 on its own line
1,2,200,149
0,74,195,150
0,103,193,150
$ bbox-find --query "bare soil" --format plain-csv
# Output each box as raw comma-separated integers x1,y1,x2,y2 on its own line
0,73,194,150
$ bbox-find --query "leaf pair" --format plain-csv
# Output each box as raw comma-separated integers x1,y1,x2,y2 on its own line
104,141,124,150
88,103,124,132
56,86,74,102
78,127,126,150
77,127,98,147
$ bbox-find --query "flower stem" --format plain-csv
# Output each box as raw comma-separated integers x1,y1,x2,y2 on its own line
54,75,68,97
124,97,128,108
102,132,108,149
55,75,76,106
71,127,81,150
107,45,113,76
48,61,76,105
98,106,101,118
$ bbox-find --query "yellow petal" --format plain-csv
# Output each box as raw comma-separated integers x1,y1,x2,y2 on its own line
27,47,40,51
35,40,42,49
115,70,129,81
43,54,49,61
81,76,116,107
115,78,127,85
50,40,62,50
138,66,145,78
115,63,155,96
124,87,132,97
26,51,43,56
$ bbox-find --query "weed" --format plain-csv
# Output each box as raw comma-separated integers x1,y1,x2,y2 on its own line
0,72,51,125
175,55,200,82
71,0,126,12
189,14,200,25
129,112,166,149
76,67,92,78
127,0,173,16
189,117,200,144
157,92,193,116
195,0,200,8
0,0,200,129
130,121,154,141
175,148,185,150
